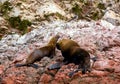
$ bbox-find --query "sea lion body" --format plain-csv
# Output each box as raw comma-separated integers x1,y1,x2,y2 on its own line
56,39,91,74
15,35,60,68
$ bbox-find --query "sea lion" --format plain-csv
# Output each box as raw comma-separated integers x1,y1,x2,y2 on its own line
48,39,91,76
15,35,60,68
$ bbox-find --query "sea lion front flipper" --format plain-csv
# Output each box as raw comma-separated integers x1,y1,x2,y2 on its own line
48,62,62,70
68,67,90,77
91,56,98,62
68,69,80,77
68,64,90,77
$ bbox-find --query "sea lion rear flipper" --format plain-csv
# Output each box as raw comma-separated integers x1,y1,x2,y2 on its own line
15,64,26,67
48,62,62,70
15,63,39,69
28,64,39,69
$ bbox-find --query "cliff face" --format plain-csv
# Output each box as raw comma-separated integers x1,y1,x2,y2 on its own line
0,0,120,84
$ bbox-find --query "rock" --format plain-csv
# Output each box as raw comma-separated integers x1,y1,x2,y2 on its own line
93,59,115,70
36,1,66,17
103,10,120,26
70,79,80,84
2,76,15,84
105,18,120,26
114,65,120,73
0,18,120,83
91,70,109,77
39,73,53,83
37,68,45,75
0,65,4,75
0,0,7,3
0,1,120,83
40,57,52,67
0,0,120,84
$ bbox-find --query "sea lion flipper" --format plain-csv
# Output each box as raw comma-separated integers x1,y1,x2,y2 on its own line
69,65,90,77
91,56,98,62
68,71,75,77
15,63,39,69
48,62,62,70
15,64,26,67
68,69,80,77
28,64,39,69
82,66,87,74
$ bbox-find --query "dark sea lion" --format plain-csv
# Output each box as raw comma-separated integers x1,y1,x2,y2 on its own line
48,39,91,76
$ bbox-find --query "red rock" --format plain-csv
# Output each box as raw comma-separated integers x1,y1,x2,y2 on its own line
114,65,120,72
2,77,15,84
99,77,120,84
70,79,79,84
51,80,64,84
70,76,96,84
91,70,109,77
72,72,87,79
45,69,58,76
94,59,115,70
40,73,53,83
0,65,4,74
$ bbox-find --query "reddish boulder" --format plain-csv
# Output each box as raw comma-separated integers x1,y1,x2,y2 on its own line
0,65,4,75
39,73,53,83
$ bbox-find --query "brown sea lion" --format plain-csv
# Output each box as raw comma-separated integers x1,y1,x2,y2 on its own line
15,35,60,68
48,39,91,76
